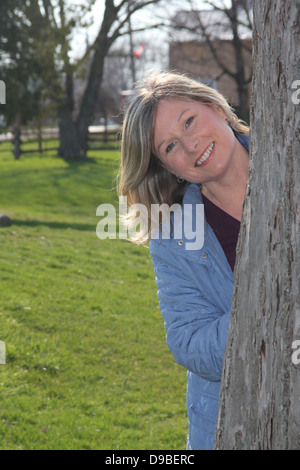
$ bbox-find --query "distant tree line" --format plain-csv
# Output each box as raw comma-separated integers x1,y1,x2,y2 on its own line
0,0,253,160
0,0,164,160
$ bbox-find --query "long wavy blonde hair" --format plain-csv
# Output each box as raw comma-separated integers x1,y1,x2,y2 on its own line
118,70,249,244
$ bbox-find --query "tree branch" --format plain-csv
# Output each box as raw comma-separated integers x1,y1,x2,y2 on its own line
193,9,237,79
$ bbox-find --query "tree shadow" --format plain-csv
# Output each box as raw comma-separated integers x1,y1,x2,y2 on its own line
63,155,99,168
12,219,95,232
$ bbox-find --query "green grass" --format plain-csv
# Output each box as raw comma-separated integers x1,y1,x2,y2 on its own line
0,142,187,450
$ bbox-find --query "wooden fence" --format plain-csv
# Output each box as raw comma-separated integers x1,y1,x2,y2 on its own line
0,126,121,158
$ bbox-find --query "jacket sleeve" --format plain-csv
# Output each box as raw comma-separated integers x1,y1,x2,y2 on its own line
151,247,230,383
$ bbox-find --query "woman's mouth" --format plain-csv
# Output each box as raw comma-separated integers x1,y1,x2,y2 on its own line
195,142,215,167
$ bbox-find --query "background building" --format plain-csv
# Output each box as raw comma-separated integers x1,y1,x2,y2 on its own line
169,5,253,120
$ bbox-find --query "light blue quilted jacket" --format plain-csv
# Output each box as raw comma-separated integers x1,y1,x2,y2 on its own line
149,133,249,450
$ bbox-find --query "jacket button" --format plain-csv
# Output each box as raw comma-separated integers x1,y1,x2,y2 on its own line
178,240,184,246
202,252,208,259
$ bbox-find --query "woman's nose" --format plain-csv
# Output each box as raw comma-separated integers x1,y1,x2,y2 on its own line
182,136,198,154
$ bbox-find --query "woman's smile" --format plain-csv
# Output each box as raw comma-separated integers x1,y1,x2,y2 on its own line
195,142,215,167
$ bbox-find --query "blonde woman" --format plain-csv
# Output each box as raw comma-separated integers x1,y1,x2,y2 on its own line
118,71,249,450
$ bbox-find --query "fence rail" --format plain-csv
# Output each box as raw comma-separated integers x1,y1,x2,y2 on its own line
0,126,121,156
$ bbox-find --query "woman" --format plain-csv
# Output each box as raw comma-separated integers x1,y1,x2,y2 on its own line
118,71,249,450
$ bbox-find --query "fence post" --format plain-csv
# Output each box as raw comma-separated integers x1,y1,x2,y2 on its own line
13,125,21,160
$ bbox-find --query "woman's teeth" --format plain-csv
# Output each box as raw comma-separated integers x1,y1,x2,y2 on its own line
195,142,214,167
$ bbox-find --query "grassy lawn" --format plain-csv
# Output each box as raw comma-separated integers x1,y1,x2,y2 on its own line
0,140,187,450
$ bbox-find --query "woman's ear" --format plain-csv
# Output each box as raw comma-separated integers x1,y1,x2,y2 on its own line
153,153,176,177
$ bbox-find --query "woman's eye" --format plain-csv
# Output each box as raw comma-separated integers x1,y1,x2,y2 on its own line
166,142,175,154
185,117,193,128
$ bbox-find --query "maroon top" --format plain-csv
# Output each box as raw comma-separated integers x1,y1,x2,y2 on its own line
202,194,240,271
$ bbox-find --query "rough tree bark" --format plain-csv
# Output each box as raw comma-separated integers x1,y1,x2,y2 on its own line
214,0,300,450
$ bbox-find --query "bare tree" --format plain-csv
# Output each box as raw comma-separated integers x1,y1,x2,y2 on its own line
214,0,300,449
170,0,253,121
61,0,164,159
3,0,164,160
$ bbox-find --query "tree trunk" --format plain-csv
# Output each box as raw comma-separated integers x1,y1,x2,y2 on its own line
230,0,250,122
58,71,82,160
75,1,118,154
75,47,107,153
58,105,82,160
58,3,118,159
214,0,300,450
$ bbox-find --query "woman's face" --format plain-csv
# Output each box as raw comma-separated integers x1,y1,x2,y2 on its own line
152,98,238,185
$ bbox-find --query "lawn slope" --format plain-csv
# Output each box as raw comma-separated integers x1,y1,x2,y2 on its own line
0,144,187,450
